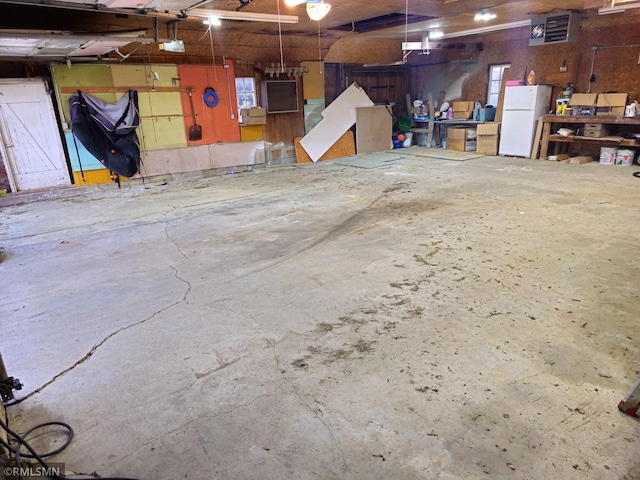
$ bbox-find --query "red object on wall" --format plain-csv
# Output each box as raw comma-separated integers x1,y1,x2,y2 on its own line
178,63,241,145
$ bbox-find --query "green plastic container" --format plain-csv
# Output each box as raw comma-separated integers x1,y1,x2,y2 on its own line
398,116,412,133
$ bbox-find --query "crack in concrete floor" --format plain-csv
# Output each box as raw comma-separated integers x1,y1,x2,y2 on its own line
2,157,640,479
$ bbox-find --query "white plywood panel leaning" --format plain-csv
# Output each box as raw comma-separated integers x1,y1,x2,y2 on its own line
299,83,373,162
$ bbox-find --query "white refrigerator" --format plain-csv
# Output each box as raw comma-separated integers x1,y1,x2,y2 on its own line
498,85,552,157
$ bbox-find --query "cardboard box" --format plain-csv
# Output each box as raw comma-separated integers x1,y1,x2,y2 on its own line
240,107,267,117
447,127,474,140
476,123,499,155
476,137,498,155
569,93,597,107
453,111,473,120
596,93,628,116
476,123,500,136
240,107,267,125
447,140,476,152
447,127,476,151
452,101,474,111
241,116,267,125
453,101,474,119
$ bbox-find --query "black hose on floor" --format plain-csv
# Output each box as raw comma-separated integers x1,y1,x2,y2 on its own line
0,415,139,480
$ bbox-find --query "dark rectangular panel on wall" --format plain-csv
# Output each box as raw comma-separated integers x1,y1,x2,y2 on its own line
261,80,299,113
262,76,305,146
324,63,343,106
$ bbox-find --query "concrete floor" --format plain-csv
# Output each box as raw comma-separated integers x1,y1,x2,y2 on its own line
1,152,640,479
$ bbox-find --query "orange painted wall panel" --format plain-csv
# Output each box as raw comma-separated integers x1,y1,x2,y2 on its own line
178,63,241,145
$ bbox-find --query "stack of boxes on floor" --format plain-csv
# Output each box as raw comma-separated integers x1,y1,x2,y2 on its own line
447,128,477,152
446,100,500,154
476,124,500,155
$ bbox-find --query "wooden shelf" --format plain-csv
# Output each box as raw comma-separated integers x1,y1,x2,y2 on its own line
60,86,192,94
540,114,640,126
535,115,640,160
548,134,638,146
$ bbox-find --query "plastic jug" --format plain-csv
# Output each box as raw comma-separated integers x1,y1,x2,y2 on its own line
526,70,537,85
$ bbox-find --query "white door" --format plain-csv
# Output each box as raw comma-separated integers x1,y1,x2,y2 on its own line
0,79,70,191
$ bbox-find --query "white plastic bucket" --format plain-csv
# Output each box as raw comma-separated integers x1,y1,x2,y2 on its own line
403,132,413,147
615,148,636,166
599,146,617,165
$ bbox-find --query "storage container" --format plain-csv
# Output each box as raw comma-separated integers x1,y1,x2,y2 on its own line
615,149,636,166
599,147,617,165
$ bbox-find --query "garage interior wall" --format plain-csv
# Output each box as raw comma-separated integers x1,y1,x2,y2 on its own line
0,10,639,190
51,62,262,185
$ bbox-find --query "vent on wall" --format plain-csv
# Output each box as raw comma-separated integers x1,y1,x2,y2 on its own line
529,11,580,46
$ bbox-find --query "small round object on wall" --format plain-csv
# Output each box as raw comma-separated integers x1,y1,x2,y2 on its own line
204,88,219,107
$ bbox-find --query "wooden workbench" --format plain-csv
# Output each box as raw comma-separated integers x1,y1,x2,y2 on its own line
534,115,640,160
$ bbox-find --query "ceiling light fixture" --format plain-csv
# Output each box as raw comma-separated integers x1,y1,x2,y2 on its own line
189,8,298,24
284,0,331,21
474,11,496,21
429,31,444,39
203,16,222,26
598,1,640,13
402,20,529,51
306,1,331,21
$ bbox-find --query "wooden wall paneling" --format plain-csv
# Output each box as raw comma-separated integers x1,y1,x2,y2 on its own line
110,64,188,151
323,63,343,106
111,64,178,88
51,64,115,124
136,91,188,151
264,110,305,147
344,66,408,119
51,64,117,184
262,77,305,147
206,62,241,142
302,61,325,100
177,64,241,146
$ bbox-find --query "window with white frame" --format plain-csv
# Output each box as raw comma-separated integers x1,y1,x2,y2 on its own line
235,77,257,111
487,63,511,107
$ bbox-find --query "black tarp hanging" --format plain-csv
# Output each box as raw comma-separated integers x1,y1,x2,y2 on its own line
69,90,141,178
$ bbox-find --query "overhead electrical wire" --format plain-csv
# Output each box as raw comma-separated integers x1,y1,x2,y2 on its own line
277,0,285,72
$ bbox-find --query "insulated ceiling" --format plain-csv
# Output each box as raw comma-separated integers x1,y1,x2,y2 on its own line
0,0,626,62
